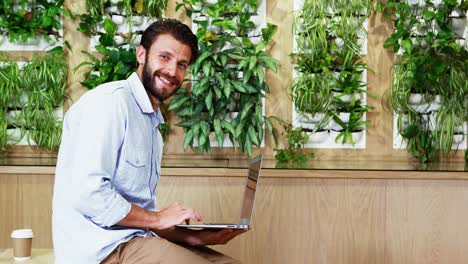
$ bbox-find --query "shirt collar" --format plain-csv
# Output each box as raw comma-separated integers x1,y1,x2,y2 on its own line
127,72,165,125
127,72,155,114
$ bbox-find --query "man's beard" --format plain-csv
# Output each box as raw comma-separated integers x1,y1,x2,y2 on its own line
142,59,180,103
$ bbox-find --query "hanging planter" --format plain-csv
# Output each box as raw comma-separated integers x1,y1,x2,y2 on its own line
306,129,329,144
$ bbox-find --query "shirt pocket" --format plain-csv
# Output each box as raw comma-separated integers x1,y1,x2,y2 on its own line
116,146,150,195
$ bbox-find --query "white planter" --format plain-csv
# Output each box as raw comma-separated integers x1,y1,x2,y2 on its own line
421,113,436,130
408,93,425,104
114,35,126,45
5,110,21,123
90,70,100,77
330,112,350,130
330,129,364,144
131,15,144,25
300,122,318,131
454,123,467,134
299,112,327,123
409,103,432,113
105,6,119,14
335,37,344,50
406,0,419,6
6,128,31,145
225,112,239,122
453,133,465,144
333,91,362,103
111,15,126,25
451,17,467,38
306,130,329,143
130,34,142,46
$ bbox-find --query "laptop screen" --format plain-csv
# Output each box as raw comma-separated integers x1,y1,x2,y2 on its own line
239,154,263,225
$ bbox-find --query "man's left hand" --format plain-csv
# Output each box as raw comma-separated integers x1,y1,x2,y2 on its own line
187,228,250,246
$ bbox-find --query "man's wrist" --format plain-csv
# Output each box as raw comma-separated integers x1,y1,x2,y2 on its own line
145,210,161,230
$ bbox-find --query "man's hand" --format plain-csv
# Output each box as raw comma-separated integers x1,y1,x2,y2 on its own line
186,228,250,246
151,202,203,231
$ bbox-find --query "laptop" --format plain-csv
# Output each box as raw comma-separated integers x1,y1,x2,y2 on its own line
176,154,263,230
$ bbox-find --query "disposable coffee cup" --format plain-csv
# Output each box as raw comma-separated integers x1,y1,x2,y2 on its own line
11,229,34,261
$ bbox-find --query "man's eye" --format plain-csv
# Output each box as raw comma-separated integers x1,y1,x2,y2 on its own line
160,55,168,60
179,64,188,69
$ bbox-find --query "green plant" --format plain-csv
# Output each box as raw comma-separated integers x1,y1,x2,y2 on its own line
76,46,136,89
170,0,279,156
0,52,67,152
292,0,373,147
291,73,333,115
273,118,314,163
379,0,467,162
77,0,168,89
0,0,64,43
332,103,370,145
17,108,62,150
23,53,69,107
0,114,8,153
0,53,22,111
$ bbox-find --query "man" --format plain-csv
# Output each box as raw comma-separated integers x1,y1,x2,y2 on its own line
52,19,247,264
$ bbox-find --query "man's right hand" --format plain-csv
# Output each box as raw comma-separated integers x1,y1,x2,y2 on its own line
151,202,203,231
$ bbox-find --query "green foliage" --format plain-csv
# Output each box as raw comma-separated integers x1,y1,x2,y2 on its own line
171,0,279,156
291,0,373,147
379,0,468,162
0,114,7,153
0,0,64,43
0,52,68,152
77,0,168,89
76,46,136,89
273,117,314,162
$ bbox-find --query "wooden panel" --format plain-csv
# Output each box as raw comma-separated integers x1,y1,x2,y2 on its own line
385,179,468,264
2,172,468,264
0,174,19,249
343,179,386,264
0,174,53,249
157,176,387,264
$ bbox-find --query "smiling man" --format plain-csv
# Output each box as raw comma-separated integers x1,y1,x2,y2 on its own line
52,19,247,264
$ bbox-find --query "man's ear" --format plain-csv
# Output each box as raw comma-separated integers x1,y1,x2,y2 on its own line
136,45,146,65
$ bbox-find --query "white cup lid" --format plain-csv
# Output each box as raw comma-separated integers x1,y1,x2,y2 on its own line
11,229,34,238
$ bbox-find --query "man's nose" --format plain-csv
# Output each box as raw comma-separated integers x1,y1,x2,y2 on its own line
166,62,177,77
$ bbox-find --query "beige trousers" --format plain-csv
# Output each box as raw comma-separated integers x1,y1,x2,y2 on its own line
101,237,241,264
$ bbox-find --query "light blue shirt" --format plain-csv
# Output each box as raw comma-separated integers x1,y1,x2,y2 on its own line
52,73,164,263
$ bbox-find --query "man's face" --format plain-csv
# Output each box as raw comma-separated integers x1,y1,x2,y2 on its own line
141,34,192,103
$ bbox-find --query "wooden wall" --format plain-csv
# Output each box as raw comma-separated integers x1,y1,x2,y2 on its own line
2,169,468,264
4,0,465,162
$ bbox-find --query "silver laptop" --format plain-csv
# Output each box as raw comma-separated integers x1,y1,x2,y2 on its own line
176,154,263,230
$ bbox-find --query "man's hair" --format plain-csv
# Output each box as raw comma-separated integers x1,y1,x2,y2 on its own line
140,19,199,64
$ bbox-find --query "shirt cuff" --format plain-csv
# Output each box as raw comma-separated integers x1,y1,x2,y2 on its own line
91,194,131,227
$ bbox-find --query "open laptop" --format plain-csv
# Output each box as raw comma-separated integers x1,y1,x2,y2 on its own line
176,154,263,230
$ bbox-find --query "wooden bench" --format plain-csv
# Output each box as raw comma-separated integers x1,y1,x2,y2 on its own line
0,249,54,264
